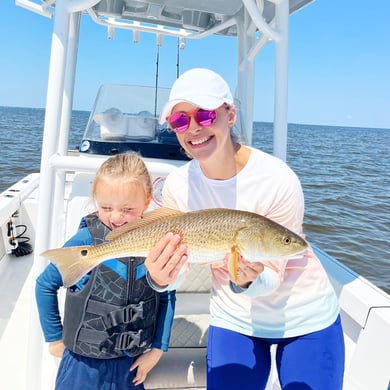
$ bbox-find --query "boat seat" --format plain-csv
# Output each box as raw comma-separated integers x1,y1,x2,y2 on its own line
64,196,94,241
65,172,97,240
68,172,95,199
93,108,157,141
145,264,211,390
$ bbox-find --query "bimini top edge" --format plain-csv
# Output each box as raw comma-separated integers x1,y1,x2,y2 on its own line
17,0,314,38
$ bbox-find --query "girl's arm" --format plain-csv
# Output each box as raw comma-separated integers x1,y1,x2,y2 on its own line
151,290,176,352
35,227,93,341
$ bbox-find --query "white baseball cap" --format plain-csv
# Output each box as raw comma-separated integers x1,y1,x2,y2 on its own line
159,68,234,124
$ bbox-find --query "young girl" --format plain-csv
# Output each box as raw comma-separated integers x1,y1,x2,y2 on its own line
145,68,345,390
36,153,175,390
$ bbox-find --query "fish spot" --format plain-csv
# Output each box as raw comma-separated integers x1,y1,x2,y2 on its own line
81,249,88,256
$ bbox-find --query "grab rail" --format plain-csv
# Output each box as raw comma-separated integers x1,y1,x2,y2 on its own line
0,173,40,227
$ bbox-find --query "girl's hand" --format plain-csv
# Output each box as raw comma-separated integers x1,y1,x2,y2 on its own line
48,339,65,358
130,348,164,385
145,233,188,288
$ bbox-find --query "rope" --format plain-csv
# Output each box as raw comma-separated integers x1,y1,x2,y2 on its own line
7,219,33,257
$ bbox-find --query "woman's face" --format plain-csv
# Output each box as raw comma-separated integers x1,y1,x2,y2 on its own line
170,102,236,162
95,178,150,230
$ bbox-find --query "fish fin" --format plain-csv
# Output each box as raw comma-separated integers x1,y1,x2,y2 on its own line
106,207,184,240
40,246,96,288
227,246,239,283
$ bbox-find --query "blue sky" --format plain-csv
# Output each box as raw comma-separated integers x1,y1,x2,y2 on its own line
1,0,389,129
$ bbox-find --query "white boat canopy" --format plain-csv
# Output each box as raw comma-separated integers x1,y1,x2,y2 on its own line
17,0,313,159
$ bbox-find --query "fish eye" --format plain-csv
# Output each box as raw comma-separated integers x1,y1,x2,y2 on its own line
282,236,291,245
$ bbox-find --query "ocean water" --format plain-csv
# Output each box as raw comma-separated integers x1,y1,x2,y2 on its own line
0,106,389,293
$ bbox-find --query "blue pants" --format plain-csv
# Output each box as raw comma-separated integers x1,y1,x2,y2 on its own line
207,315,344,390
55,349,144,390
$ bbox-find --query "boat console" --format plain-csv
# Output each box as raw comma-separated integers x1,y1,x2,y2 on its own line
79,84,189,160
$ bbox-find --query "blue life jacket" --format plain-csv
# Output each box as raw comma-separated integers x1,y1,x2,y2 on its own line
63,212,159,359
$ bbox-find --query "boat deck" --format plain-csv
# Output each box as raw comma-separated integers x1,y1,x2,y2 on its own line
0,253,41,388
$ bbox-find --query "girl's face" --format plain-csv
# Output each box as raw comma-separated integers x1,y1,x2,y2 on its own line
95,178,150,230
170,102,236,162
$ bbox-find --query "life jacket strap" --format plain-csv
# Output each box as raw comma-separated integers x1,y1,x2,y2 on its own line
77,327,149,350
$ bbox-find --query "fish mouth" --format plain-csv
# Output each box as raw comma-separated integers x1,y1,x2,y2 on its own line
284,245,308,259
188,135,212,147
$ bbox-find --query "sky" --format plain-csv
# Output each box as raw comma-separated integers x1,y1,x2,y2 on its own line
0,0,389,129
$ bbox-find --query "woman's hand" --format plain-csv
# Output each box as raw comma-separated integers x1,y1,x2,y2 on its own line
230,255,264,288
145,232,188,288
130,348,164,385
48,339,65,358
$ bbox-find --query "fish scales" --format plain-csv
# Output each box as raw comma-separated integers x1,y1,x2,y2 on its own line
41,208,307,287
106,209,247,258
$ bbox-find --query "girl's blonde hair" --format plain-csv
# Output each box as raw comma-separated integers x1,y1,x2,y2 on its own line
92,153,153,200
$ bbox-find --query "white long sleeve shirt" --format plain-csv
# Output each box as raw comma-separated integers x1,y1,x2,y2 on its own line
162,147,339,338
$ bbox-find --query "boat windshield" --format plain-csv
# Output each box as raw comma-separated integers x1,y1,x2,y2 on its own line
79,84,189,160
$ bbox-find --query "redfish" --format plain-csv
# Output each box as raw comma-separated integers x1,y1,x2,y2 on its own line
41,207,307,287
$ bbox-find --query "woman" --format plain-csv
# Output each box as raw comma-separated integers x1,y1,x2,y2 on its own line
145,68,345,390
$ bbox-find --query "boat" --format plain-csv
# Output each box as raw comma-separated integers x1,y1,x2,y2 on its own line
1,1,389,389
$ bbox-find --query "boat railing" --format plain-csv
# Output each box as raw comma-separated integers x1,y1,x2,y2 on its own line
0,173,40,228
50,154,182,177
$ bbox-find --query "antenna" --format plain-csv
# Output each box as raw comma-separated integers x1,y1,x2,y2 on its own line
154,36,162,118
176,37,180,78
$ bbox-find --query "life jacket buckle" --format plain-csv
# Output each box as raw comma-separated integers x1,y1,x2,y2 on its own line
123,301,144,323
117,329,142,350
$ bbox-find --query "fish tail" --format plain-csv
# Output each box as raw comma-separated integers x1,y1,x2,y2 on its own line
40,246,95,288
